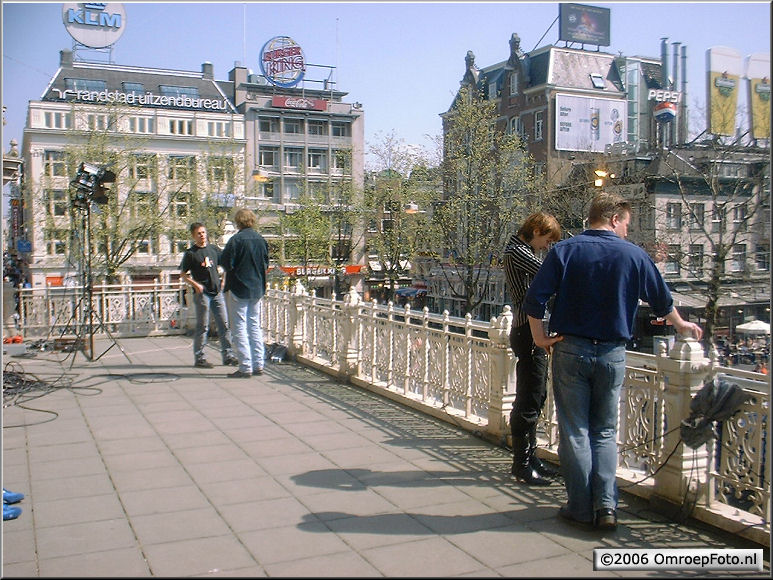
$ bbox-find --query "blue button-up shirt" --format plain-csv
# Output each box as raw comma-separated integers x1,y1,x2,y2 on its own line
523,229,674,342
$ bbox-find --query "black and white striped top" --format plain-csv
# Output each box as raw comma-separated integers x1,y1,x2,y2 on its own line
503,233,544,328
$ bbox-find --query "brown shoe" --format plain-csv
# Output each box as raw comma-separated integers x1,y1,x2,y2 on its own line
194,359,214,369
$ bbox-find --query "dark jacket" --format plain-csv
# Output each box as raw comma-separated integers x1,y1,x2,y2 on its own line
220,227,269,300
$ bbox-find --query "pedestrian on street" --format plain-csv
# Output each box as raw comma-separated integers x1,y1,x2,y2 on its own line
523,192,702,530
503,212,561,486
180,222,238,369
220,208,270,378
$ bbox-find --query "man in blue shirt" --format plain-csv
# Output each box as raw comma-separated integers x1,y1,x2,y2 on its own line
220,208,270,378
523,192,702,530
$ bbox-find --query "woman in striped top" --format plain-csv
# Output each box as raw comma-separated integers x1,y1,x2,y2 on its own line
504,212,561,485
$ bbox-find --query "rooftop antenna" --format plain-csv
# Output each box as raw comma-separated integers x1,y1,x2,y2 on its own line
242,4,247,68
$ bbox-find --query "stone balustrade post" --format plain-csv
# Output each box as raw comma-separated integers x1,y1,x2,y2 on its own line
652,335,715,510
287,280,308,358
486,305,516,444
338,287,361,379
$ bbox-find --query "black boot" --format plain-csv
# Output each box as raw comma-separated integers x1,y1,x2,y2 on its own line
529,427,558,478
511,435,551,486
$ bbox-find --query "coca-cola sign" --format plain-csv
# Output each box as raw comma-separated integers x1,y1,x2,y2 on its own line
272,96,327,111
260,36,305,88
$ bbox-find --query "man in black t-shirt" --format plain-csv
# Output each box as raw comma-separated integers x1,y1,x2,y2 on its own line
180,223,238,368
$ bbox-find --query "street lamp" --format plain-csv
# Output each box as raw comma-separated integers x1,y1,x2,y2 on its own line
594,169,616,188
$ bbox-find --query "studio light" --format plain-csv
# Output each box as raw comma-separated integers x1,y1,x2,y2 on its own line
70,162,116,207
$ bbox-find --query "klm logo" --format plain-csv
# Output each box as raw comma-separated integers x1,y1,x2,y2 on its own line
67,4,122,28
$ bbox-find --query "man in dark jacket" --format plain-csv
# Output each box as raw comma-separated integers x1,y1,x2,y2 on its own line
220,208,270,378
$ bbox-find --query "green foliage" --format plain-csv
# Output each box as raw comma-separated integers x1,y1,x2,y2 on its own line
431,85,537,316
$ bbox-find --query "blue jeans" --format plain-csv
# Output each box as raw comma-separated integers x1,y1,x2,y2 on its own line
551,335,627,521
193,291,234,363
226,292,265,373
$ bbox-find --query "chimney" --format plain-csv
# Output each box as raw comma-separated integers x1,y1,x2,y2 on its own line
202,62,214,79
660,38,669,88
60,50,73,67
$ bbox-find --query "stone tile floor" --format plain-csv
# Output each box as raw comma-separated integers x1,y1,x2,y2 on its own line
2,336,769,577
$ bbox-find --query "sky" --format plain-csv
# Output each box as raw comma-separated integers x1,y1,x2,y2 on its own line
2,1,771,163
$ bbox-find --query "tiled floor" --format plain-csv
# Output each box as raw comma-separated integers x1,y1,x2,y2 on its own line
2,336,769,577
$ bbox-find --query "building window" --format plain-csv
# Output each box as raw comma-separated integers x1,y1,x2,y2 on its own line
756,244,770,271
170,231,189,255
169,119,194,135
308,149,327,172
128,116,155,134
284,179,302,200
665,244,681,275
688,202,704,230
64,78,107,92
688,244,704,276
284,118,303,134
259,147,279,168
488,80,498,99
45,228,68,256
307,120,327,135
129,154,156,180
332,150,350,172
130,191,156,220
43,150,67,177
168,156,195,181
731,244,746,272
732,203,747,231
261,181,275,200
207,157,233,185
509,72,518,96
711,203,725,233
534,111,544,141
123,82,144,95
43,111,72,129
284,148,303,170
590,73,606,89
134,239,153,255
331,122,350,137
172,192,191,218
87,113,111,131
533,162,545,178
666,202,682,230
259,117,279,132
159,85,199,99
45,189,68,217
207,121,231,137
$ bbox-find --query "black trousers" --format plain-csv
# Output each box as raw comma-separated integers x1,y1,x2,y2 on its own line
509,322,549,438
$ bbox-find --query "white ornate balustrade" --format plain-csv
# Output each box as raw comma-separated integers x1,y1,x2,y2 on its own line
12,281,769,544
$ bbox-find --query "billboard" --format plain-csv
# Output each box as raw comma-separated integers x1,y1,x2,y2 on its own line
555,94,626,153
745,53,771,141
706,46,742,136
260,36,306,88
559,3,610,47
62,3,126,48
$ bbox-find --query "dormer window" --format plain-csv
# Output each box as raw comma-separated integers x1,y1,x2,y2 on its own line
590,74,606,89
510,72,519,96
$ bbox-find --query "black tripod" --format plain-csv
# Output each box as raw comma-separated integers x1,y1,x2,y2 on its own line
59,199,131,367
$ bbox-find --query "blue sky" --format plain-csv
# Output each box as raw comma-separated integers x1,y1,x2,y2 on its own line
2,1,771,160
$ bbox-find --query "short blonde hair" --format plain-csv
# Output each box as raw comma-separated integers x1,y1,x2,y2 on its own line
233,208,256,230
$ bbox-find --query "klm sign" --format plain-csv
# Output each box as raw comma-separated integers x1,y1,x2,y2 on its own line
66,4,122,28
62,3,126,48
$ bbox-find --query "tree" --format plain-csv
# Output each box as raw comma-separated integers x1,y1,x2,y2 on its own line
280,190,331,290
364,131,436,302
37,102,243,283
430,85,536,317
652,142,770,346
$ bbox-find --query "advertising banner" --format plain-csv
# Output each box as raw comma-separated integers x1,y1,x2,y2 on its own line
555,94,626,152
745,53,771,141
558,4,611,47
706,46,742,136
